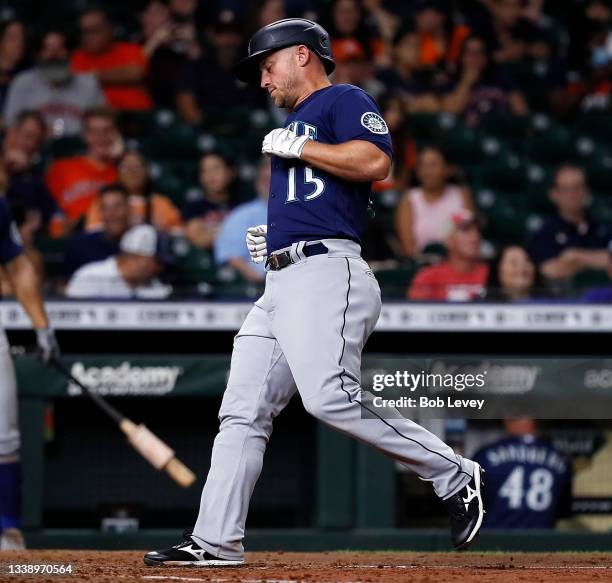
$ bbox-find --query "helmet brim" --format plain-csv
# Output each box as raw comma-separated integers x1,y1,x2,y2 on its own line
235,46,336,84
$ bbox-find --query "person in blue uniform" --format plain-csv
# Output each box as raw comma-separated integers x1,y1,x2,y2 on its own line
474,418,573,529
0,197,60,550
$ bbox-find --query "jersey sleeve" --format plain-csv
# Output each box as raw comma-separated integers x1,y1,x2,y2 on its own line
0,198,24,264
329,87,393,159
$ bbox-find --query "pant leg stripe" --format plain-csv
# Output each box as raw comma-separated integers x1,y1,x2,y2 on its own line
337,257,471,480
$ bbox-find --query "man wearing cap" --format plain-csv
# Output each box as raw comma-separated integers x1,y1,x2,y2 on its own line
65,224,172,299
408,209,488,301
145,17,485,568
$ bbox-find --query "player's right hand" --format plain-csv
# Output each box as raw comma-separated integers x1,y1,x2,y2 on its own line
246,224,268,264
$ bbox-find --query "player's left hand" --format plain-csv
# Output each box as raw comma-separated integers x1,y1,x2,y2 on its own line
262,128,311,159
36,328,60,365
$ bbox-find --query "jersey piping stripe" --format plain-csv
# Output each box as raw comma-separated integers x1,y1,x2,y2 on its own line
337,257,472,482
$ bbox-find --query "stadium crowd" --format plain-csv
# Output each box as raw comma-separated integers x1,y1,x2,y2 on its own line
0,0,611,301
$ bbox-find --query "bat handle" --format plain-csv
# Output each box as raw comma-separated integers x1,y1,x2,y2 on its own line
165,457,197,488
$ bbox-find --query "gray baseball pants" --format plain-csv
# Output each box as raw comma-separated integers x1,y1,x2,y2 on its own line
192,239,475,559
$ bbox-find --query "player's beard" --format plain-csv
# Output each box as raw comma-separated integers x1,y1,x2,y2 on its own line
275,66,299,110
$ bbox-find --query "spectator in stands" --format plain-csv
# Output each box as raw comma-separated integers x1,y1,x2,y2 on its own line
176,16,262,126
528,164,611,282
327,0,384,65
376,29,441,113
0,20,28,115
3,29,105,137
66,224,172,299
396,146,474,257
484,245,543,301
372,93,413,191
140,0,201,109
413,0,471,70
64,184,130,276
475,0,543,65
3,111,57,231
46,107,121,229
214,158,269,282
407,209,488,301
564,21,612,114
183,152,237,250
0,198,44,297
71,8,153,111
85,150,182,234
474,418,572,529
441,35,529,126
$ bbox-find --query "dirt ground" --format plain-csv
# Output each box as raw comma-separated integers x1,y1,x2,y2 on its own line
1,550,611,583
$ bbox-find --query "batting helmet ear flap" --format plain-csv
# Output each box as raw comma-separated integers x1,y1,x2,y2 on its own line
236,18,335,83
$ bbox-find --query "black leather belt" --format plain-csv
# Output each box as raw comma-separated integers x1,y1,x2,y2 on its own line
266,242,328,271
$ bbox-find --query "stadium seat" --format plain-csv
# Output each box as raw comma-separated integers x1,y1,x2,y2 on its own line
474,155,527,193
373,262,418,299
573,112,612,147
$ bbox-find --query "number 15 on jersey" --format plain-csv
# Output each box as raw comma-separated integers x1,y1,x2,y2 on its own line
286,122,326,203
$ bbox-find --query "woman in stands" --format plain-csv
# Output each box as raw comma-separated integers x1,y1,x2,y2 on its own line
395,145,474,257
484,245,544,301
85,149,182,234
182,151,238,250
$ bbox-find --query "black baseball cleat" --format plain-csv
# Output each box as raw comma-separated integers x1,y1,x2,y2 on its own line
442,464,485,550
144,530,244,567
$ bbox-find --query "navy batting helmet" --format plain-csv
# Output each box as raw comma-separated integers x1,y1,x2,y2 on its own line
235,18,335,83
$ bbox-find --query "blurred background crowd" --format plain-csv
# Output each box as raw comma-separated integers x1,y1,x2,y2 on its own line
1,0,612,301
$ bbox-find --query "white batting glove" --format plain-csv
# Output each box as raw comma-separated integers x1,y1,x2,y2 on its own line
262,128,311,159
246,224,268,264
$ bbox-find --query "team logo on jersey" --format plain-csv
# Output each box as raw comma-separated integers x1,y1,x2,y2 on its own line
361,112,388,134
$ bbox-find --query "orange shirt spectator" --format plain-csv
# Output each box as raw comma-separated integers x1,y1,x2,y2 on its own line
46,156,117,221
45,107,122,225
72,8,152,110
419,25,471,67
85,193,181,232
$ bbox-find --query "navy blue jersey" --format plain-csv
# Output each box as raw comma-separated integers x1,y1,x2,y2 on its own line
267,84,393,253
0,198,23,265
474,435,572,529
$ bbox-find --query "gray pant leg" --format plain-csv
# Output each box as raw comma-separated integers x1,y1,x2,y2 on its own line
272,255,474,499
192,301,296,560
0,328,19,459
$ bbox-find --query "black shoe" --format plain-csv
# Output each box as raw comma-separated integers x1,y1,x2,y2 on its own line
144,530,244,567
442,464,485,550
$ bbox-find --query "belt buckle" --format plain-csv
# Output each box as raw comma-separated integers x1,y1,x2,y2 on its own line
266,252,291,271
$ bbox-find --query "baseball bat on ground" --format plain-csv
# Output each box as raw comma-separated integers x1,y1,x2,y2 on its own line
48,357,196,488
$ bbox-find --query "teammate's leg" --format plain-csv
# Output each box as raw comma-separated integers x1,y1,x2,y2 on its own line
0,328,24,550
190,301,297,560
273,251,475,499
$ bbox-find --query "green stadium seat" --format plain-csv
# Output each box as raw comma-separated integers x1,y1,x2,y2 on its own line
474,155,527,192
573,113,612,146
373,263,418,300
525,124,574,164
585,155,612,192
479,113,530,147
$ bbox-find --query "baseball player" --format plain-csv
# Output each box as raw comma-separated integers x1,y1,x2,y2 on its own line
474,418,572,529
0,197,60,550
145,18,484,567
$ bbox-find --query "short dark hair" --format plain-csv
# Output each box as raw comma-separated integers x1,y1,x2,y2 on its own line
79,6,110,23
34,28,71,53
99,183,129,200
552,163,586,187
82,107,116,127
14,110,46,133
